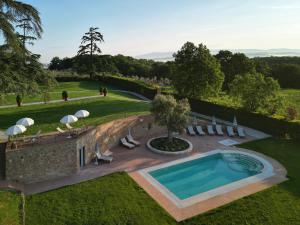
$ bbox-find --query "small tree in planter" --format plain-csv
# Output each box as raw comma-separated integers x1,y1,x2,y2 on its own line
151,94,190,142
16,95,22,107
103,87,108,97
99,86,103,95
42,91,51,104
62,91,68,101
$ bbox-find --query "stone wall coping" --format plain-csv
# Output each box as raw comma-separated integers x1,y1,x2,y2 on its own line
147,136,193,155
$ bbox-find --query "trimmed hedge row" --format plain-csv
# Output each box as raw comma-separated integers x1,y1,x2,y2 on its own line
55,75,300,139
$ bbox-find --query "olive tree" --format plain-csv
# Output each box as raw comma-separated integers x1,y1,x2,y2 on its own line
151,94,190,141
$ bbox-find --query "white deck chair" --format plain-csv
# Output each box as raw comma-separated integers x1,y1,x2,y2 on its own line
30,130,42,143
96,152,113,163
66,123,73,129
103,150,113,157
126,134,140,146
216,125,224,136
56,127,65,133
207,125,215,136
226,126,235,137
187,126,196,136
195,126,205,136
120,138,135,149
237,127,246,138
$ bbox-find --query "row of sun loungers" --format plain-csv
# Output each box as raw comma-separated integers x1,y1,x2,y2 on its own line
120,134,141,149
187,125,246,138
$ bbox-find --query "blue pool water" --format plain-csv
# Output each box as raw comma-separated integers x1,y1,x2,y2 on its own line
149,153,264,200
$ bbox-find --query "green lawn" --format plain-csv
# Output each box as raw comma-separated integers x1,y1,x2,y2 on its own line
0,81,120,106
0,92,149,135
24,138,300,225
0,191,21,225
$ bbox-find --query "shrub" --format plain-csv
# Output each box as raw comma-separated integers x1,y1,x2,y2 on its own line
16,95,22,107
285,106,298,121
103,87,108,96
99,86,103,95
62,91,68,101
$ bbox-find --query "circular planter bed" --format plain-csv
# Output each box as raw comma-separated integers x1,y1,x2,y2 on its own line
147,136,193,155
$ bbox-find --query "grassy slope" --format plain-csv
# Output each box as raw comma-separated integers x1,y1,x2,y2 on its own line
25,138,300,225
0,81,119,106
0,191,21,225
0,92,149,135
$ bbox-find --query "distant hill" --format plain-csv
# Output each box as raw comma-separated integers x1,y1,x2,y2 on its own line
136,49,300,61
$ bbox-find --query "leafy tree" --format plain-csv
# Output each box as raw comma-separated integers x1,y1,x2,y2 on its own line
172,42,224,99
271,64,300,89
151,94,190,141
0,0,42,52
77,27,104,78
229,72,281,112
215,51,255,89
16,15,42,48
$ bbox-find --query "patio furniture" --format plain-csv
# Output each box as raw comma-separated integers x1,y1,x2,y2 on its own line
96,152,113,163
120,138,135,149
187,126,196,136
103,150,113,157
66,123,73,129
226,126,235,137
56,127,65,133
195,126,205,136
237,127,246,138
216,125,224,136
30,130,42,143
126,134,140,146
207,125,215,136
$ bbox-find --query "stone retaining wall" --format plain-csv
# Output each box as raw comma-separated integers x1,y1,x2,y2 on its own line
5,115,156,184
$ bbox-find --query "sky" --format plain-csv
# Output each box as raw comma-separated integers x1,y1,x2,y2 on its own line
19,0,300,63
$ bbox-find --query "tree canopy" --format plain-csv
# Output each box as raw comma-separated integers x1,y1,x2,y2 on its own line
172,42,224,99
151,94,190,141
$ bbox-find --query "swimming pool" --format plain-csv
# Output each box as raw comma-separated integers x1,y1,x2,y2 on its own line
139,150,274,207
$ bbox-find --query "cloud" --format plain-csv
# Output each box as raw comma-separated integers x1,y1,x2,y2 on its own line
259,4,300,10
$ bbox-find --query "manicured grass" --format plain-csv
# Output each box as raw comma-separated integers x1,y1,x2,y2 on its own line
150,137,190,152
0,81,119,106
25,173,175,225
24,138,300,225
0,92,149,135
0,191,21,225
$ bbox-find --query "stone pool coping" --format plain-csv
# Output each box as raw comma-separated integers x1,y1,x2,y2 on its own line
129,147,288,222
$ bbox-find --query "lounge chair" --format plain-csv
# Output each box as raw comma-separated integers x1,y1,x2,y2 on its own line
66,123,73,129
56,127,65,133
126,134,140,146
216,125,224,136
207,125,215,135
120,138,135,149
237,127,246,138
30,130,41,143
187,126,196,136
195,126,205,136
103,150,113,157
96,152,113,163
226,126,235,137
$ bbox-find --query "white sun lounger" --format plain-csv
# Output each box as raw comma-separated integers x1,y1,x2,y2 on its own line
56,127,65,133
96,152,113,163
120,138,135,149
226,126,235,137
216,125,224,136
66,123,73,129
237,127,246,138
207,125,215,136
195,126,205,136
103,150,113,157
30,130,41,143
126,134,140,146
187,126,196,136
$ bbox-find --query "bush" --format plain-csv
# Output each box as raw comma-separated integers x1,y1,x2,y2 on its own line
62,91,68,101
103,87,108,97
150,137,189,152
99,86,103,95
285,106,298,121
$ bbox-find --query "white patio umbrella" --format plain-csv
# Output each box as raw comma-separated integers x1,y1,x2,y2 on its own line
74,110,90,119
60,115,78,124
212,115,217,126
6,125,27,136
16,118,34,127
233,116,238,128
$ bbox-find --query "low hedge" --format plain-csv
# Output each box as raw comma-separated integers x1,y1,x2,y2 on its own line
55,74,300,139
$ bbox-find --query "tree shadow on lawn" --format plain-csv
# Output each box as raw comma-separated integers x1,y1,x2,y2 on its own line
0,98,150,135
